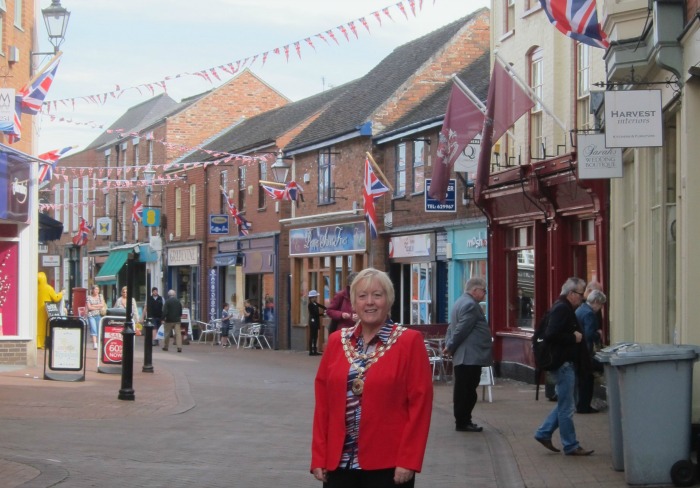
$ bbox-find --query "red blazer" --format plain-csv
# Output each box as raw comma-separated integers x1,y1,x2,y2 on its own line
311,326,433,473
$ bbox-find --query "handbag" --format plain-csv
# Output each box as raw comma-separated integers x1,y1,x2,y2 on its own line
100,295,108,316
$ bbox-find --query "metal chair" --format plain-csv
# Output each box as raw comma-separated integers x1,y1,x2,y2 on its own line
237,323,271,349
196,319,221,345
425,342,447,382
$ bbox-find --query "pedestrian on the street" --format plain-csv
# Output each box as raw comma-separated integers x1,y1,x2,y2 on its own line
85,285,104,350
145,287,164,347
220,302,232,348
311,268,433,487
444,276,492,433
114,286,140,324
243,299,255,323
307,290,326,356
162,290,183,353
575,289,606,414
325,271,358,334
534,277,594,456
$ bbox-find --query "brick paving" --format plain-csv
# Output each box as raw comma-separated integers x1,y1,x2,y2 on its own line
0,340,644,487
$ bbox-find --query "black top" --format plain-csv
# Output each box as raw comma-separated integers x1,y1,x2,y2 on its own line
146,295,164,319
162,296,183,323
544,296,587,371
308,301,327,329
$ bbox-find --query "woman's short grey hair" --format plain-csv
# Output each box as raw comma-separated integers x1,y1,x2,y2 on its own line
587,289,607,305
350,268,394,309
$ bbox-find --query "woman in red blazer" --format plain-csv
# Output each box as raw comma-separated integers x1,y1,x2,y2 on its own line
311,268,433,487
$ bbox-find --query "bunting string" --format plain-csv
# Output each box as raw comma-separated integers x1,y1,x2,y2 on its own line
41,0,428,112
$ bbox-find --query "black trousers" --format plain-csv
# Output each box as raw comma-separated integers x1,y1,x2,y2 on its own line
577,371,594,412
326,468,414,488
453,364,482,427
309,325,319,352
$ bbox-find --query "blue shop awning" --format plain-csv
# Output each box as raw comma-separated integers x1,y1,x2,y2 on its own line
38,213,63,242
138,244,158,263
94,248,131,285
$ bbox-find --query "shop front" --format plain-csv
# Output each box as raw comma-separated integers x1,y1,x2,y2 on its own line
387,232,447,326
0,144,39,365
166,244,200,320
288,221,368,351
216,235,278,346
479,154,608,382
445,220,489,314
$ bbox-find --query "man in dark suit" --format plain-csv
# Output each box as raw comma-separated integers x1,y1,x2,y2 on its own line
444,277,492,433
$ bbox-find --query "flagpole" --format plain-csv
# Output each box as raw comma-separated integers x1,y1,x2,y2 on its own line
493,53,567,132
258,179,286,187
365,152,394,193
28,51,62,86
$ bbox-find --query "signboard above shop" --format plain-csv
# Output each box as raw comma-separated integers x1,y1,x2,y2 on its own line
290,222,366,256
604,90,663,148
578,133,623,179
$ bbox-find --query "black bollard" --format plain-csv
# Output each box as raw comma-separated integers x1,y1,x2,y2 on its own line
142,319,154,373
118,252,136,401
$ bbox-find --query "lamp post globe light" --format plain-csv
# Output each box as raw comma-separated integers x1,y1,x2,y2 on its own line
42,0,71,54
271,150,292,184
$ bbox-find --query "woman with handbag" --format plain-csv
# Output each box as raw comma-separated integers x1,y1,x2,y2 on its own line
85,285,104,350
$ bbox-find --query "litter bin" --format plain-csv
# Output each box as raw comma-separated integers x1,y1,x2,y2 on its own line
595,343,634,472
610,344,699,485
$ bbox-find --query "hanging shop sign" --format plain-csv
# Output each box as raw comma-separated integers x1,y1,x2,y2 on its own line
604,90,663,148
290,221,366,256
578,133,623,179
96,217,112,236
142,208,161,227
454,134,481,174
0,89,15,132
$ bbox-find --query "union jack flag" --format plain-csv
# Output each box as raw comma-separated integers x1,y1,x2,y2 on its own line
131,193,143,223
284,180,304,202
363,158,390,239
7,99,22,144
37,146,74,183
72,217,93,247
261,183,286,200
539,0,610,48
18,55,61,115
224,192,251,236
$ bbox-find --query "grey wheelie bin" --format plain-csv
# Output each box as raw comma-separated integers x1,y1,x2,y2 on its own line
595,343,635,472
609,344,699,485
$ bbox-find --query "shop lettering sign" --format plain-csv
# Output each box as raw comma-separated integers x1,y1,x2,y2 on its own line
290,222,366,256
604,90,663,148
578,133,623,179
167,246,199,266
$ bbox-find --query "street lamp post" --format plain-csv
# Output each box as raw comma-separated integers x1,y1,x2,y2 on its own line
141,166,156,373
118,250,136,401
270,150,292,184
31,0,71,75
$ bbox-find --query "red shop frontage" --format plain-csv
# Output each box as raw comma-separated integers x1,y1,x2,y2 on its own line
478,154,608,382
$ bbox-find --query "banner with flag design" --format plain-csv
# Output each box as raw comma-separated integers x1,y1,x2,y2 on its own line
72,217,93,246
223,191,251,236
428,82,484,203
474,61,535,204
363,158,390,239
131,193,143,223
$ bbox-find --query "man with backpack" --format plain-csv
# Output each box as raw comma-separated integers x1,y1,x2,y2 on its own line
534,277,594,456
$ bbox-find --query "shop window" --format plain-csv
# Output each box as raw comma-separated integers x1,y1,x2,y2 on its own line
506,227,535,328
410,263,432,324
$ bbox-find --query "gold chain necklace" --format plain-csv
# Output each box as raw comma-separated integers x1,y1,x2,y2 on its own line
341,324,405,395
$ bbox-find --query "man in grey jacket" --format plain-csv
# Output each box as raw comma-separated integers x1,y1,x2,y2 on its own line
444,277,492,432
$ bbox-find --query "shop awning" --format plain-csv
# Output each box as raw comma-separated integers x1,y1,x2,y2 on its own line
38,213,63,242
94,248,131,285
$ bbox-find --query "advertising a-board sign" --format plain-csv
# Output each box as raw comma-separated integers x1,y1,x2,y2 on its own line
101,319,124,364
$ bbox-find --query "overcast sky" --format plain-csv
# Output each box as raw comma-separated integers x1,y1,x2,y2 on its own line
35,0,489,154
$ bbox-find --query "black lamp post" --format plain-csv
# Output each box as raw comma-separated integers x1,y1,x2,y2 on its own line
118,250,136,401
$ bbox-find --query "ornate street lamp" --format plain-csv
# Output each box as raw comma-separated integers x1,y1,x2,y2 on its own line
270,150,292,184
42,0,71,54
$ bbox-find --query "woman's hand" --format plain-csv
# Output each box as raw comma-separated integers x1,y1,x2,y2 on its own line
394,467,415,485
311,467,327,482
